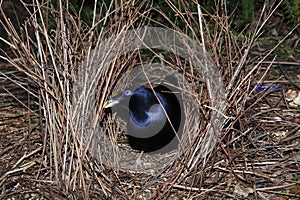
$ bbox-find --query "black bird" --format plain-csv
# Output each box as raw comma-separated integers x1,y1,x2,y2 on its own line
104,84,182,153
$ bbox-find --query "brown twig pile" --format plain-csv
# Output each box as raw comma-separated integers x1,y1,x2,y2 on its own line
0,0,299,199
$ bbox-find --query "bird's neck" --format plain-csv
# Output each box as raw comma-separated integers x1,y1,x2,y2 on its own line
129,92,168,127
129,95,151,127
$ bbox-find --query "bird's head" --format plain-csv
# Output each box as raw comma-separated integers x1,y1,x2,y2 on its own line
103,84,183,152
103,88,134,109
103,85,172,127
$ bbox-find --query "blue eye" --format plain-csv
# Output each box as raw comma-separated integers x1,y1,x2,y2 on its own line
124,89,132,96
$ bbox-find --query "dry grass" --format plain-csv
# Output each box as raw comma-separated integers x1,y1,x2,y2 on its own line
0,0,299,199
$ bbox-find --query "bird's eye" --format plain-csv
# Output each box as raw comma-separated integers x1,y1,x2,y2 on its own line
124,89,132,96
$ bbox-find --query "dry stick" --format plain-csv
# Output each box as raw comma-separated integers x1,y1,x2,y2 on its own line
256,183,297,191
0,7,21,46
258,190,299,198
198,5,219,166
12,146,43,169
229,0,292,100
139,54,186,154
2,161,37,177
165,0,197,35
256,60,300,66
230,24,299,102
186,3,209,172
1,87,36,114
168,4,213,190
68,4,114,196
237,57,276,104
0,34,17,49
33,0,58,183
82,25,129,163
228,1,281,96
0,71,38,107
0,55,39,82
59,0,71,184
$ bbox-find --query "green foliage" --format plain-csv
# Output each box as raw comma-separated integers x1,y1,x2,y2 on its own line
292,174,300,181
242,0,254,24
282,0,300,26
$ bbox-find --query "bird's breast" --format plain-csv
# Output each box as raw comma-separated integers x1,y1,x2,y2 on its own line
127,104,168,138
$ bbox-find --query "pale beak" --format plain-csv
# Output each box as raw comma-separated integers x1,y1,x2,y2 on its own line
103,98,120,108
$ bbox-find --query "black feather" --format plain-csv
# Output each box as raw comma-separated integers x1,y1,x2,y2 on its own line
104,84,182,153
